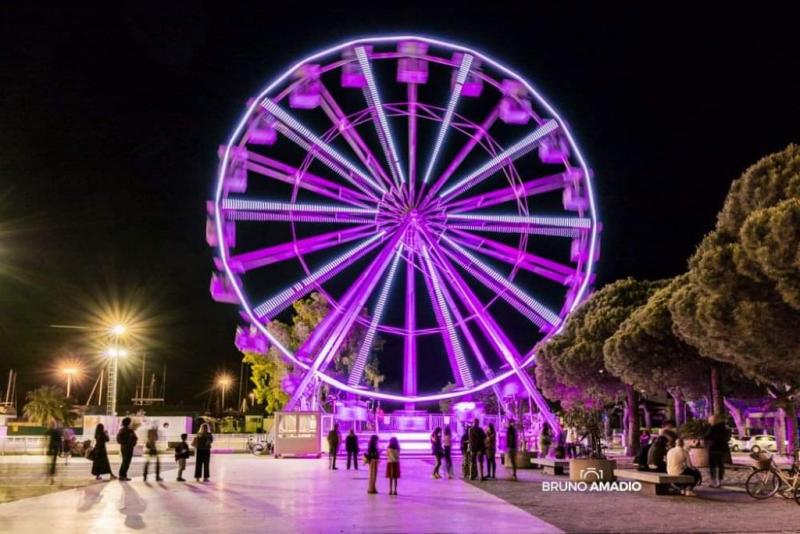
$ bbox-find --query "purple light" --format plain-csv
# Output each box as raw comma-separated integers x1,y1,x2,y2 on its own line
210,35,601,426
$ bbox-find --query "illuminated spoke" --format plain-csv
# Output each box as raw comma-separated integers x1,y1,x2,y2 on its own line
348,247,404,386
422,234,560,431
449,229,574,285
319,84,394,189
420,246,474,388
355,46,405,186
224,225,374,273
422,53,474,184
285,234,407,410
439,120,559,202
260,99,387,196
447,171,571,213
443,212,590,238
440,236,560,328
407,83,418,200
422,106,499,203
252,233,385,320
246,149,374,208
222,198,377,225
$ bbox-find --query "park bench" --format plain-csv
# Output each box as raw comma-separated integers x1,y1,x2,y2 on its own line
614,469,695,496
531,458,570,475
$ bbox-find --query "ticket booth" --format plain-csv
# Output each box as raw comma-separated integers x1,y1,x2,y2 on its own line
274,411,321,458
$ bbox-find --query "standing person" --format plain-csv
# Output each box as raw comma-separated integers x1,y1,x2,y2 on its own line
143,424,162,482
485,423,497,479
385,437,400,495
430,427,444,479
116,417,138,482
704,414,730,488
460,426,471,479
443,426,454,479
506,420,518,481
469,420,487,481
667,438,701,496
174,433,190,482
565,426,578,458
327,423,341,470
345,429,359,470
365,434,380,494
193,423,214,482
91,423,116,481
45,422,63,484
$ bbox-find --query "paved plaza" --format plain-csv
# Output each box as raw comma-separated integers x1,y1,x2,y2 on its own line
1,454,797,532
0,455,559,533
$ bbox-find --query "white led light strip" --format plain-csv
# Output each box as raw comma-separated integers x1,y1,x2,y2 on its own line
440,119,559,199
348,246,404,386
260,99,387,194
421,246,474,388
447,212,591,228
355,46,405,185
422,53,474,183
253,233,384,318
443,236,560,326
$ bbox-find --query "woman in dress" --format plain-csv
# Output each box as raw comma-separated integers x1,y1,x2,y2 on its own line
431,427,444,479
385,437,400,495
91,423,116,480
366,434,380,494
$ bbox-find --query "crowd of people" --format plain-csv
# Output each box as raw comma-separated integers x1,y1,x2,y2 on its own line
46,417,216,484
635,414,731,496
326,419,519,496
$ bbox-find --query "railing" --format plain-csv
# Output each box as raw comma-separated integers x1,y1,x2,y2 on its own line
0,433,259,455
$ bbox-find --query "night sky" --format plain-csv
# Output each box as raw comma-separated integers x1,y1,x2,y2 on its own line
1,3,798,407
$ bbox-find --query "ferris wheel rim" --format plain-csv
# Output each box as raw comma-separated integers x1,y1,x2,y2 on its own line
213,34,600,403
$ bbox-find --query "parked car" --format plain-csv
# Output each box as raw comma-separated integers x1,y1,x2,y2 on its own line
744,434,777,453
728,436,743,452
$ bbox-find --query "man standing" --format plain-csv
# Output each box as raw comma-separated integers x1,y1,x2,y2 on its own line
327,423,341,470
117,417,138,481
468,420,487,481
506,420,518,481
704,414,730,487
345,429,359,470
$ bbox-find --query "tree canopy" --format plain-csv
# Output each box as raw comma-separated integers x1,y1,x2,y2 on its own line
604,275,710,400
669,145,800,388
23,385,75,425
535,277,666,407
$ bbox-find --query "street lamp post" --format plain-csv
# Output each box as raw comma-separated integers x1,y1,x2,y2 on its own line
62,367,77,398
105,347,127,416
218,375,232,412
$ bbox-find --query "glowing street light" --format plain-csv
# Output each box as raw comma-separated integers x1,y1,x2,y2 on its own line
217,374,233,412
110,323,127,337
104,346,128,415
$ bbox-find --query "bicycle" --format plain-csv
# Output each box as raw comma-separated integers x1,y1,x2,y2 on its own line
745,451,800,500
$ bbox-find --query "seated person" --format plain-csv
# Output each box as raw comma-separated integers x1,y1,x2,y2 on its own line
666,438,701,496
646,436,668,473
634,437,652,470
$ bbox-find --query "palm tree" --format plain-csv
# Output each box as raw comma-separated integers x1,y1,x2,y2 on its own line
23,386,75,425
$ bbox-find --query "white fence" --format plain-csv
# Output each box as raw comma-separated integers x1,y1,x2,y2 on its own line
0,433,259,455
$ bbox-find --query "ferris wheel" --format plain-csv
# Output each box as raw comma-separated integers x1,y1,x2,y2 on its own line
208,36,600,431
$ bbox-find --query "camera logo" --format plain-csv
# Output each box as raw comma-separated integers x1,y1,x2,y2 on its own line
579,467,604,481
